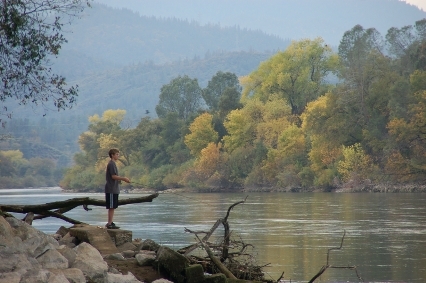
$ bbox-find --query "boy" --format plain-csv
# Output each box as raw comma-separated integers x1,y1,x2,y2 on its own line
105,148,130,229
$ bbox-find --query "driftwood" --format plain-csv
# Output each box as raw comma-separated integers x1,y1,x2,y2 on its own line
180,196,267,281
195,234,237,279
0,193,159,225
308,230,363,283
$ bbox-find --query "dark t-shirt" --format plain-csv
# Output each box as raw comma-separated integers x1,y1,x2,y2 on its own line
105,160,119,194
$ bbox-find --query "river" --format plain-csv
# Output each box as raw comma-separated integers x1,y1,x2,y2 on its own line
1,187,425,282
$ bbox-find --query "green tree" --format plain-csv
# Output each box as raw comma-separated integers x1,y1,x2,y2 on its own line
385,20,426,74
156,75,204,120
0,0,90,125
241,38,338,115
202,71,241,111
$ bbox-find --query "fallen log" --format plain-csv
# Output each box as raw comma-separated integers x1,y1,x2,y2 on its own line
0,193,159,225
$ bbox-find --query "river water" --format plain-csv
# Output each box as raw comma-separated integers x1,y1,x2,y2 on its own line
1,187,425,282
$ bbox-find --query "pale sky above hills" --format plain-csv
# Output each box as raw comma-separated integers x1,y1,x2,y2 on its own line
403,0,426,11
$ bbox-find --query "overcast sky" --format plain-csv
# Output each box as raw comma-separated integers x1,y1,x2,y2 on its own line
403,0,426,11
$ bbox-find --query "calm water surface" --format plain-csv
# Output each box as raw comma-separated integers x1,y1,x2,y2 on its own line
1,188,426,283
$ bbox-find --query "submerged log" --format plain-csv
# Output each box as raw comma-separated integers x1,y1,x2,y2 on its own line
0,193,159,225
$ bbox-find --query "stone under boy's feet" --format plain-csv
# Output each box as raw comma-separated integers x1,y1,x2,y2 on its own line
105,222,120,229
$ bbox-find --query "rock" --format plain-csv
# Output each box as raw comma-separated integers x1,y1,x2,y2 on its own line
140,239,160,252
185,264,205,283
0,272,21,283
152,279,174,283
122,250,136,258
0,253,38,275
135,252,155,266
51,234,62,241
49,268,86,283
56,245,77,267
105,271,143,283
156,246,190,283
58,233,77,248
72,242,108,283
36,249,68,269
106,229,132,247
117,241,137,252
105,253,126,261
5,217,58,257
20,269,69,283
203,273,226,283
56,226,70,237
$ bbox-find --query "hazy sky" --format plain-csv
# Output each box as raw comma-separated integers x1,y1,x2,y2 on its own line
403,0,426,11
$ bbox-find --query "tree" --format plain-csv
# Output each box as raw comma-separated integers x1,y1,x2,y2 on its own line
203,71,241,111
241,38,338,115
156,75,204,120
0,0,91,125
184,113,218,157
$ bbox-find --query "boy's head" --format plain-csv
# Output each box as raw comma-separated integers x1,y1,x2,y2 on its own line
109,148,120,158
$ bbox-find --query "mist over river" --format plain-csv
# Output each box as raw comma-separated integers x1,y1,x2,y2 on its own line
1,187,425,282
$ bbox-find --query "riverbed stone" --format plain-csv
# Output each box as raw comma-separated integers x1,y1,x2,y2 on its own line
0,272,21,283
49,268,86,283
203,273,226,283
0,253,37,274
106,228,132,246
20,268,69,283
156,246,190,283
105,252,126,261
140,238,160,252
58,232,77,248
105,271,142,283
117,241,137,252
135,252,155,266
72,242,108,283
36,249,68,269
56,245,77,267
5,217,59,257
184,264,204,283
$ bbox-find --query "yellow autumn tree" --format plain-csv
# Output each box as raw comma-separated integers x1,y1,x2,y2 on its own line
387,89,426,181
184,113,218,157
338,143,374,183
262,124,307,187
194,142,222,181
241,38,338,115
302,94,345,186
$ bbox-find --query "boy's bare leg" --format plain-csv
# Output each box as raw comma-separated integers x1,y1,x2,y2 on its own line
108,208,114,224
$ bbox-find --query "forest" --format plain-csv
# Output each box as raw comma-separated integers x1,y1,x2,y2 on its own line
1,19,426,191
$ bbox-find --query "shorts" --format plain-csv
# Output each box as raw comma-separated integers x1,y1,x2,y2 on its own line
105,193,119,209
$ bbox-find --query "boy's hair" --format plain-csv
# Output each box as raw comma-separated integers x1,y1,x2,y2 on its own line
109,148,119,158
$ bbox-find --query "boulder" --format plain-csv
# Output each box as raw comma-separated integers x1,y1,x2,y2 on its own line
135,252,155,266
56,245,77,267
72,242,108,283
49,268,86,283
36,249,68,269
105,271,143,283
156,246,190,283
139,239,160,252
0,272,21,283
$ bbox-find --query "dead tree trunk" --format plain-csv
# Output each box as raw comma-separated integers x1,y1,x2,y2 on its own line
0,193,159,225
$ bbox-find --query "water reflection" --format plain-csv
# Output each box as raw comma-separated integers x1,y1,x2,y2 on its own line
1,189,425,282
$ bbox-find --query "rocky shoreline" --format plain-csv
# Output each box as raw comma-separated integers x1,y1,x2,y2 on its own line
0,215,265,283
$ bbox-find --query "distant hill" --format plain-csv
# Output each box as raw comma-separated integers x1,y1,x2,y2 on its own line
53,3,289,78
96,0,426,46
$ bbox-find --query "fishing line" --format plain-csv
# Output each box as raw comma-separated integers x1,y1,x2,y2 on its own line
127,181,211,203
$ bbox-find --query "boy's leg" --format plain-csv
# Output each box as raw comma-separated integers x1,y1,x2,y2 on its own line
108,208,114,224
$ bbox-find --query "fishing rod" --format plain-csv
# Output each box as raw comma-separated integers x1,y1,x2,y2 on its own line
126,181,206,202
